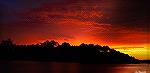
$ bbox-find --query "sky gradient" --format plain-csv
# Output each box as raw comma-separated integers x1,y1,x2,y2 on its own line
0,0,150,60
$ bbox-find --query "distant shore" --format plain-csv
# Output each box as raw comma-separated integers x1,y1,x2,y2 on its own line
0,39,149,64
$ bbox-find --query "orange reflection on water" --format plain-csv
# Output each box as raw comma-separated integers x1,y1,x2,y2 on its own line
5,61,150,73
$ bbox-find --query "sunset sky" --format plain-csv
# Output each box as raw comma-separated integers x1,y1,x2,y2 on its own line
0,0,150,60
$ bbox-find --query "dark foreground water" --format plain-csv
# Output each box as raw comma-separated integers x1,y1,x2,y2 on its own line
0,61,149,73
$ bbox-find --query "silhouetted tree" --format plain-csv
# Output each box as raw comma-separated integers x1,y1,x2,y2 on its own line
0,39,139,63
102,46,110,52
60,42,71,49
40,40,59,48
0,38,14,47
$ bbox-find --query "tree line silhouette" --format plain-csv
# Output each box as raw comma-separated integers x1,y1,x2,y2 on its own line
0,38,140,63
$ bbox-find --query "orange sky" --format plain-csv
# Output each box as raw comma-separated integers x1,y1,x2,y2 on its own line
1,0,150,60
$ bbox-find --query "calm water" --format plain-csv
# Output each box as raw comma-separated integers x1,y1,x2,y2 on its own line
0,61,149,73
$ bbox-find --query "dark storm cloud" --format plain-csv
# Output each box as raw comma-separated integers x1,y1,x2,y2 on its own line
109,0,150,32
0,0,70,24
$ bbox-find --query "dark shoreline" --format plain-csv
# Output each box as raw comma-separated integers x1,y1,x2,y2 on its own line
0,39,148,64
0,59,150,64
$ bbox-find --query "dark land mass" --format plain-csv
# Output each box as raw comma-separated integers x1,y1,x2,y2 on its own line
0,39,149,64
139,60,150,64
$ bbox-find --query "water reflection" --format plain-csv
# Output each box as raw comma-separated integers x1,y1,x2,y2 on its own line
0,61,149,73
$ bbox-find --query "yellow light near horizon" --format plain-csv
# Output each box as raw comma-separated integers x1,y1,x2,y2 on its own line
114,47,149,60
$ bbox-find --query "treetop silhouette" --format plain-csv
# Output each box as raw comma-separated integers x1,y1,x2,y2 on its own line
0,39,140,63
